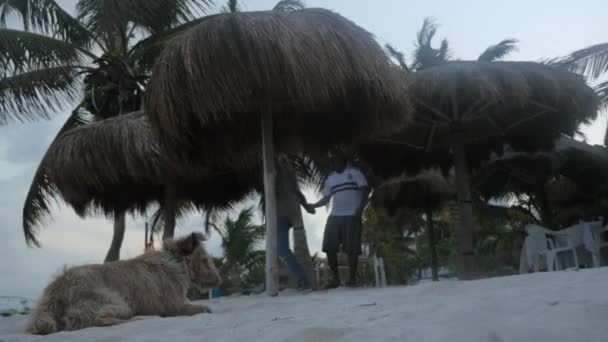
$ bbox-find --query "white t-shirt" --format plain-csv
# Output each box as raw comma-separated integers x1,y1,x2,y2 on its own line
323,167,368,216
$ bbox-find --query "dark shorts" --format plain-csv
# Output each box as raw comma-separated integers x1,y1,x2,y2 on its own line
322,215,362,255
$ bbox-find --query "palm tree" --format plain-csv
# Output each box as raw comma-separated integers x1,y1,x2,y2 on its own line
8,0,301,254
4,0,212,252
211,207,265,291
385,17,518,72
218,207,265,269
0,0,214,126
558,43,608,144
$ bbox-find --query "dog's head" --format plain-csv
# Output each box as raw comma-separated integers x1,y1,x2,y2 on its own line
163,232,222,288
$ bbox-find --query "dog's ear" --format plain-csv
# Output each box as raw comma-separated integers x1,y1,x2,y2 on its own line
175,232,202,256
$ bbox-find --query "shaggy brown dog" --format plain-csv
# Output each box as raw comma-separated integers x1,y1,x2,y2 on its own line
26,232,221,335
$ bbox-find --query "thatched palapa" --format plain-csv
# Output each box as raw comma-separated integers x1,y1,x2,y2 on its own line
144,8,410,163
144,8,410,295
361,60,598,278
361,61,598,180
23,111,259,249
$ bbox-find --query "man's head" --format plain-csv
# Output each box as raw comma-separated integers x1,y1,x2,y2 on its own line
330,150,349,173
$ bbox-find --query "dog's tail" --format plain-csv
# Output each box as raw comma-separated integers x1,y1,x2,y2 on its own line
25,299,61,335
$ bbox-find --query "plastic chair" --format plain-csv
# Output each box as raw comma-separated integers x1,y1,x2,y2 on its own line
373,256,387,287
598,227,608,266
544,233,579,271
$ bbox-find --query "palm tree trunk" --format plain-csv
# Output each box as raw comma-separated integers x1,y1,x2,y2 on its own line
450,129,476,279
536,185,553,228
426,206,439,281
104,210,126,262
293,227,316,289
162,186,177,240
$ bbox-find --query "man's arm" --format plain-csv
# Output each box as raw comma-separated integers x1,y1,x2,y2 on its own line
353,169,370,217
310,194,331,209
287,172,316,214
356,186,370,217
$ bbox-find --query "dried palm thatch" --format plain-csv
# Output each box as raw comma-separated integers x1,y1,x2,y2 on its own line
22,111,259,246
362,61,599,180
373,169,454,282
144,8,410,165
364,60,598,278
476,137,608,200
554,138,608,190
375,169,455,215
545,176,601,226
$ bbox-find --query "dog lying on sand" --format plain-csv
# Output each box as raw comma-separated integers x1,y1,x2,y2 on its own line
26,232,221,335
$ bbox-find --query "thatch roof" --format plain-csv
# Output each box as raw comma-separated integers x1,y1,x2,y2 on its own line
23,111,259,246
554,138,608,190
360,61,599,179
144,8,410,165
545,176,602,226
374,169,455,215
475,137,608,199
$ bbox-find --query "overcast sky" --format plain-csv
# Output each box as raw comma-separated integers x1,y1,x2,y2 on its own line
1,0,606,299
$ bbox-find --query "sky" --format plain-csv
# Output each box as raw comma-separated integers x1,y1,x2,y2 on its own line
1,0,607,299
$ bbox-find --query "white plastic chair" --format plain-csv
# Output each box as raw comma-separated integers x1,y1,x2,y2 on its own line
373,256,387,287
597,226,608,266
544,233,579,271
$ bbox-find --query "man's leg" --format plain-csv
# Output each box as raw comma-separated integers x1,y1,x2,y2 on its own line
347,253,358,287
345,216,363,287
322,216,341,288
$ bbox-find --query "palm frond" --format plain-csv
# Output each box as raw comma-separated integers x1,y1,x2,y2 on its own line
220,207,265,267
148,201,197,236
0,65,82,124
22,106,93,247
411,17,451,70
597,80,608,146
385,43,409,72
220,0,239,13
478,39,518,62
77,0,212,40
0,28,93,72
558,42,608,80
0,0,92,46
128,15,213,72
272,0,305,12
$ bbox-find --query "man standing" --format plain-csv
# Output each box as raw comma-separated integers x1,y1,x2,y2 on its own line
276,159,314,291
309,153,369,288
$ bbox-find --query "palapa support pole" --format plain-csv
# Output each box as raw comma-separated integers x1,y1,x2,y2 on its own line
262,110,279,296
426,205,439,282
145,222,149,251
450,127,476,280
104,210,126,262
162,185,177,240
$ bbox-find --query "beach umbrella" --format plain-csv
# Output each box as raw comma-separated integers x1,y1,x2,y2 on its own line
375,170,454,281
363,61,598,278
22,111,258,261
476,137,608,227
144,8,410,295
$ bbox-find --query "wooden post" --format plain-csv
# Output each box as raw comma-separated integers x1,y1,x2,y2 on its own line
262,111,279,296
145,222,149,251
426,206,439,281
104,210,126,262
450,129,476,279
536,185,553,228
162,186,177,240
